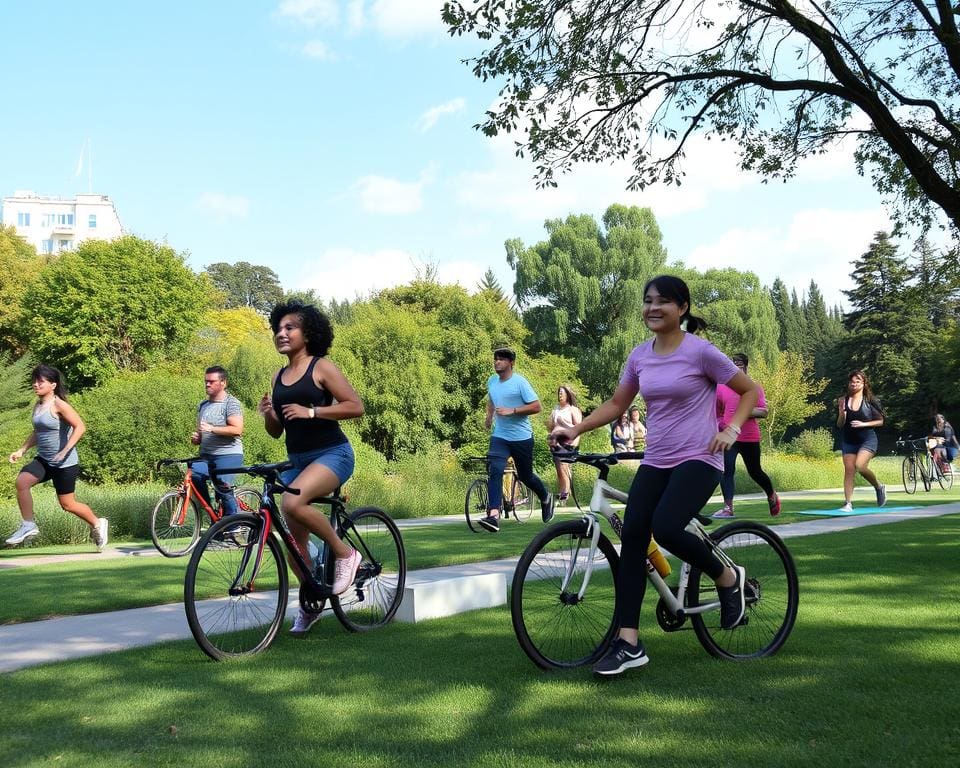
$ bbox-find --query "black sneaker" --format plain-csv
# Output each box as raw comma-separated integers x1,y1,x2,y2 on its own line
541,493,555,524
478,515,500,533
592,638,649,676
718,565,746,630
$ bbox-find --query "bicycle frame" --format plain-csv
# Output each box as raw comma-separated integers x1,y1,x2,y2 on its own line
563,459,732,620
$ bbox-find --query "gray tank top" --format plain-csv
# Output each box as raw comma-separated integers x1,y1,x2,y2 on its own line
33,404,78,467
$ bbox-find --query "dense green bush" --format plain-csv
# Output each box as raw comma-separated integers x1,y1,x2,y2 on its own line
787,428,836,460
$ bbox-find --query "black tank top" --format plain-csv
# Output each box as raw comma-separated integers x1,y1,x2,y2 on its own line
842,397,877,443
272,357,348,453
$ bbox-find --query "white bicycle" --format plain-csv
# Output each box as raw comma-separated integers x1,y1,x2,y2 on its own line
511,451,799,669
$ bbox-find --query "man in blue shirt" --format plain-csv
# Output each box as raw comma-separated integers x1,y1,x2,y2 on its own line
480,347,554,532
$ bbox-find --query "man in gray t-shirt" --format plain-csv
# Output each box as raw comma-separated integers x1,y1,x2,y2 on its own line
190,366,244,514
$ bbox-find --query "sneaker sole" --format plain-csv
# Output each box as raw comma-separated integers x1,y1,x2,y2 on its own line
478,521,500,533
721,566,747,630
6,529,41,546
594,654,650,676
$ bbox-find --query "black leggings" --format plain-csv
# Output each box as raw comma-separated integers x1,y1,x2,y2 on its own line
719,441,774,501
616,461,725,631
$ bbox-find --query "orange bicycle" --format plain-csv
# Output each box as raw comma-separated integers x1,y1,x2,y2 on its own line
151,457,261,557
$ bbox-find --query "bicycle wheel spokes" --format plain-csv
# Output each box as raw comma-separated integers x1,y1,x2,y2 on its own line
333,508,406,632
233,486,262,513
902,457,917,494
184,515,288,660
151,490,201,557
464,479,488,533
510,477,535,522
689,521,798,661
512,521,619,669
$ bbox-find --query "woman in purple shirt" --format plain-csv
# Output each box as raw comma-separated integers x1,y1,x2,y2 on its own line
550,275,761,677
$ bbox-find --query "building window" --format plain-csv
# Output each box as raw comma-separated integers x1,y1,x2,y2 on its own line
42,213,56,227
58,239,71,251
89,214,97,228
56,213,75,226
17,212,30,227
42,240,54,254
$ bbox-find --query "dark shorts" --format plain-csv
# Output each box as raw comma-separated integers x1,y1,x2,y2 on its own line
841,431,878,456
21,457,80,495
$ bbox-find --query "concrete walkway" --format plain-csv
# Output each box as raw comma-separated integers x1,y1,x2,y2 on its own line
1,500,957,673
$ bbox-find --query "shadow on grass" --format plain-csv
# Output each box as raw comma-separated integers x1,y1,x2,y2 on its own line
1,515,959,767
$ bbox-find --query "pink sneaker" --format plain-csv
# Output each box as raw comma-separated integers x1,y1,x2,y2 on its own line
332,548,362,595
768,493,781,517
712,506,735,519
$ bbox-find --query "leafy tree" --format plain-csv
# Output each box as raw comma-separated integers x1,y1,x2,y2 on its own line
749,352,828,447
686,268,779,364
841,232,933,428
205,261,283,315
507,204,667,397
188,307,271,370
444,1,960,232
19,236,213,389
0,225,42,351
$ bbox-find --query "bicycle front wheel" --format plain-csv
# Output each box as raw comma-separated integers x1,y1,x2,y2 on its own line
464,479,488,533
689,521,798,661
511,520,620,670
332,507,406,632
902,457,917,494
510,476,535,522
151,490,202,557
184,514,289,660
233,486,262,513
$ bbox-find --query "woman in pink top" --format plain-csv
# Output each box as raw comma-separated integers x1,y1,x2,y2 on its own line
713,353,780,518
550,275,760,677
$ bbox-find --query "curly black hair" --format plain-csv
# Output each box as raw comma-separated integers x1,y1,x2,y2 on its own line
269,300,334,357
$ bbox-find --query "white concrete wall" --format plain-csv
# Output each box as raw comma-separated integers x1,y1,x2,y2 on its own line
1,191,123,254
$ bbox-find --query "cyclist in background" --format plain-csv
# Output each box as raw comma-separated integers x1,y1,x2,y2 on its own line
190,366,244,517
258,300,365,636
550,275,760,676
928,413,959,469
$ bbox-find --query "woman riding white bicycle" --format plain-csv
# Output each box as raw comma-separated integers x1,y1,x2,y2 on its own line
549,275,761,676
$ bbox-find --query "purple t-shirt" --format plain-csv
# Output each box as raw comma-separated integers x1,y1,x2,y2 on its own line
619,333,739,470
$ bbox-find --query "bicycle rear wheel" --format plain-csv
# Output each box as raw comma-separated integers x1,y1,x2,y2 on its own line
511,520,620,670
184,514,288,660
902,457,917,494
937,458,954,490
689,521,798,660
233,486,262,513
332,507,406,632
464,478,488,532
151,490,202,557
510,476,535,522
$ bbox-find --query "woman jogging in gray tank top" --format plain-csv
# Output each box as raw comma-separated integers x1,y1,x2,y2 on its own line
5,365,108,550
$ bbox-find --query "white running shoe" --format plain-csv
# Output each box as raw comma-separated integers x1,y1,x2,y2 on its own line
289,608,322,636
5,521,40,546
332,548,362,595
92,518,109,552
839,502,854,513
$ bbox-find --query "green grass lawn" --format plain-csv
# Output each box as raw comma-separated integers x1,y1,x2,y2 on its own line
2,484,959,625
1,515,958,767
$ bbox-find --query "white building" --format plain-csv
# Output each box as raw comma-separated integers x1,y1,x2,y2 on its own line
1,190,123,255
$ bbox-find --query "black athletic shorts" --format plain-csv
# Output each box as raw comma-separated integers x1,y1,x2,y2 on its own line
21,457,80,495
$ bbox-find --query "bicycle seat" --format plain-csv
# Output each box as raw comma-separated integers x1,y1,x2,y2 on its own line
305,486,344,504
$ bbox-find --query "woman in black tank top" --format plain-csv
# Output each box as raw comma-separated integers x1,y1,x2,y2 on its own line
258,301,365,634
835,369,885,512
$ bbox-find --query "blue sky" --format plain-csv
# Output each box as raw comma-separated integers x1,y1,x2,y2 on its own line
1,0,906,309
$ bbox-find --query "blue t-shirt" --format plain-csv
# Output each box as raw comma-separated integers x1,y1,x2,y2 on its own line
487,372,539,441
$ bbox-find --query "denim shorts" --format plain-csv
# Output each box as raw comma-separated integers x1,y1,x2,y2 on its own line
841,431,878,455
281,442,355,487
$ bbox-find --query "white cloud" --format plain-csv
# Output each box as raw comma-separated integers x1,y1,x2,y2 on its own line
369,0,446,38
352,168,434,214
685,207,890,308
301,39,337,60
345,0,365,33
296,248,485,302
276,0,339,26
416,97,466,132
197,192,251,219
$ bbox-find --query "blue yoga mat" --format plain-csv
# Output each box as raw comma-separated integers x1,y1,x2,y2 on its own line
796,505,917,517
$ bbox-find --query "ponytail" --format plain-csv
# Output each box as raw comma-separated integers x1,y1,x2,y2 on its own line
684,313,708,335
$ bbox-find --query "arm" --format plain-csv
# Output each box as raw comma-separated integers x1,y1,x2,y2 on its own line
277,358,364,423
496,399,541,417
259,373,284,439
485,397,494,431
200,400,244,438
836,395,846,428
709,372,760,453
849,400,884,429
50,400,86,462
9,431,38,463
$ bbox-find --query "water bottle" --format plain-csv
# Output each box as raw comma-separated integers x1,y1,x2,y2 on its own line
646,537,672,578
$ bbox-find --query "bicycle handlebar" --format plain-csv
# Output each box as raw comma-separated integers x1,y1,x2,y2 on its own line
209,461,301,496
551,449,645,464
155,457,205,470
